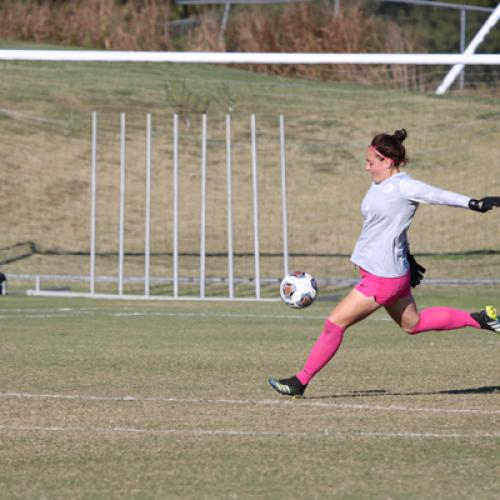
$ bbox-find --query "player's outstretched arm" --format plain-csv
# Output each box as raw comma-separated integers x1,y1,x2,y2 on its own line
469,197,500,213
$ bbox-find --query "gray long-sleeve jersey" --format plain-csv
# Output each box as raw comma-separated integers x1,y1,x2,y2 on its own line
350,172,470,278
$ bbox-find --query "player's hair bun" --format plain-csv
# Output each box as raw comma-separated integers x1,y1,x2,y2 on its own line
370,129,408,166
394,129,407,143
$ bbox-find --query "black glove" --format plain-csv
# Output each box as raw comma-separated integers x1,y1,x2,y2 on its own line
481,197,500,207
408,253,426,288
468,197,500,213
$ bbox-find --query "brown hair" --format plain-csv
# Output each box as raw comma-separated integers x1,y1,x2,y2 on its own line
371,129,408,166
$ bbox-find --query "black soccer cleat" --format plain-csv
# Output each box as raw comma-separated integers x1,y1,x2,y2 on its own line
471,305,500,333
268,376,306,398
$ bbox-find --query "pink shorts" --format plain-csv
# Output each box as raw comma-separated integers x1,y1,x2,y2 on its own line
355,268,411,306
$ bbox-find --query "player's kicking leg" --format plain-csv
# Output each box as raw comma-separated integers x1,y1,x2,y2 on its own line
269,288,381,398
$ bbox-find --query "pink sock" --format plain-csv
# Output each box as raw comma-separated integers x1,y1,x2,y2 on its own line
296,320,345,385
410,306,479,334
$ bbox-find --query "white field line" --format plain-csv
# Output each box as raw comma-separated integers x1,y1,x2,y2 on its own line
0,308,391,321
1,392,498,415
0,108,70,128
0,308,97,312
111,311,391,321
0,424,497,440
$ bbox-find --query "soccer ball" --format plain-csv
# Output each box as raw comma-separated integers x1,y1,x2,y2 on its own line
279,271,318,309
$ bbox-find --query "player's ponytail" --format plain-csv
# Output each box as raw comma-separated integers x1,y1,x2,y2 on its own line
393,128,407,143
371,128,408,166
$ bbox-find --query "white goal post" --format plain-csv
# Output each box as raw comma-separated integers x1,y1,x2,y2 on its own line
1,50,500,97
1,50,499,66
437,3,500,94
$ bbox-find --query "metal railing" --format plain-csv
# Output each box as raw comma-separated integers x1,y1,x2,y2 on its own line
376,0,494,13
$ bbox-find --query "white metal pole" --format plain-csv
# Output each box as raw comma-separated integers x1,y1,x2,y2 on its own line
334,0,340,17
437,4,500,95
200,114,207,298
173,113,179,298
251,114,261,300
279,115,289,277
144,113,152,297
90,111,97,295
226,114,234,299
459,8,466,90
118,112,126,296
219,3,231,47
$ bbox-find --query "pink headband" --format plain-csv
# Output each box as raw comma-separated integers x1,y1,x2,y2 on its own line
368,145,393,162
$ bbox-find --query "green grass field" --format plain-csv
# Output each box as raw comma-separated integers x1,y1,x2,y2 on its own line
1,288,499,499
0,44,499,497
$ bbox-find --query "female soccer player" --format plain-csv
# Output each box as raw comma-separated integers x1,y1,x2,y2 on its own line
269,128,500,397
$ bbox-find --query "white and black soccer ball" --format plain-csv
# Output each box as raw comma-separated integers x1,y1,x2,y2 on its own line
279,271,318,309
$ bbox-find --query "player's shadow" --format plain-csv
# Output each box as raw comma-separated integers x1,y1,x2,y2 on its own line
311,385,500,400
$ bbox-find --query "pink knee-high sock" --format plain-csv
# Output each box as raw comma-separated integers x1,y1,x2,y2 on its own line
296,320,345,386
410,306,479,334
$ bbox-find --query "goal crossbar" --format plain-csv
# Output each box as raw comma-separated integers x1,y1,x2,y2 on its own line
1,50,500,65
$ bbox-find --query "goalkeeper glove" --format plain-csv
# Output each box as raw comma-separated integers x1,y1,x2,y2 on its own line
469,197,500,213
408,253,426,288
